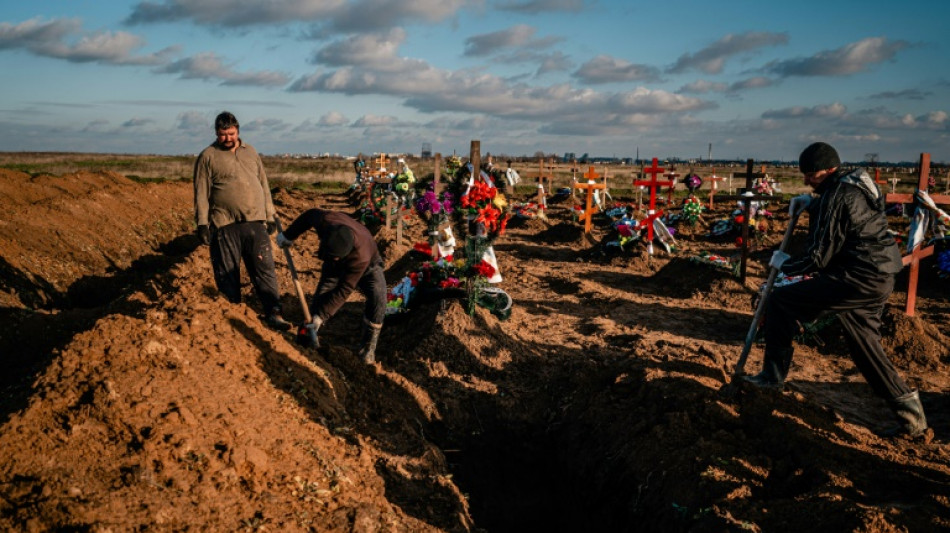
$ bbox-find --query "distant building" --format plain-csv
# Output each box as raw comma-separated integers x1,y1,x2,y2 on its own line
421,143,432,159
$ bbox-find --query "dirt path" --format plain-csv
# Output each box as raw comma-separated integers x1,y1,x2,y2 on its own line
1,169,949,532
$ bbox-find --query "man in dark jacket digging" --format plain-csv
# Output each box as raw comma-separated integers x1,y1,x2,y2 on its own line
744,141,927,439
275,209,386,364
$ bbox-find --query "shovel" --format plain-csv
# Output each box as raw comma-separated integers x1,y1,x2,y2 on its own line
274,216,320,348
721,209,801,394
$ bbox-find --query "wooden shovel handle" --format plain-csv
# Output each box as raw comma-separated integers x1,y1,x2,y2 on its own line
274,216,313,324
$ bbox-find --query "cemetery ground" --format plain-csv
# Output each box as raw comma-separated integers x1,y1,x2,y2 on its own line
1,158,949,532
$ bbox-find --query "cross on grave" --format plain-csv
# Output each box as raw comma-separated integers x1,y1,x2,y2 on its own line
633,158,673,254
889,177,900,194
664,167,680,205
432,152,443,194
366,153,392,194
715,159,769,283
535,158,555,209
706,171,728,209
885,153,950,316
569,159,580,201
573,166,606,233
600,165,613,205
873,168,885,187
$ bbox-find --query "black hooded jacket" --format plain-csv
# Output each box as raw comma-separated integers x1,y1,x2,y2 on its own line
781,168,903,279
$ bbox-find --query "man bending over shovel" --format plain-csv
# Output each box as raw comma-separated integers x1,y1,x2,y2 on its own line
744,141,927,439
276,209,386,364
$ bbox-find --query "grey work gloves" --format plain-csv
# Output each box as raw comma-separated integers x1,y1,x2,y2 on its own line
276,232,293,248
770,250,790,270
789,194,813,216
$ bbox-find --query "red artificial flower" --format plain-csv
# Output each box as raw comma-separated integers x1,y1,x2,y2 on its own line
475,204,501,231
734,215,745,224
439,278,461,289
474,260,496,278
413,242,433,255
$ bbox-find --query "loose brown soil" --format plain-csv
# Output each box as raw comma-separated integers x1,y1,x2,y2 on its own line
1,168,949,532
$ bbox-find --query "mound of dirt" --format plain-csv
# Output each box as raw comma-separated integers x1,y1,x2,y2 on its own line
1,174,950,532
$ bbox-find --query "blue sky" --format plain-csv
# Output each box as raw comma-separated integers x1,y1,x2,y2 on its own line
1,0,947,163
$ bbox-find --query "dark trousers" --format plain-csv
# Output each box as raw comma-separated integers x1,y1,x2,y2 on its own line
312,260,386,325
764,270,911,399
210,222,281,313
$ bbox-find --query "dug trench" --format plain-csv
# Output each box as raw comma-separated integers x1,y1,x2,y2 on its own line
2,173,949,532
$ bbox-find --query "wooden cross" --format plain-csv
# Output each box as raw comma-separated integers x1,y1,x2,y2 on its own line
569,159,580,202
365,153,392,197
600,164,613,205
535,158,554,209
664,167,680,205
432,153,444,194
573,166,606,233
716,159,769,282
470,140,481,184
633,158,673,254
885,153,950,316
706,171,728,209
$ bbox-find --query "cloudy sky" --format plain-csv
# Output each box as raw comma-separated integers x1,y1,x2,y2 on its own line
1,0,947,163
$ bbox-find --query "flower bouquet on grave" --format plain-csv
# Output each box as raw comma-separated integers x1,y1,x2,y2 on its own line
684,173,703,194
682,195,705,226
413,188,456,259
443,155,464,180
355,181,399,226
689,250,739,276
384,247,510,318
510,201,543,219
458,180,510,242
385,255,464,316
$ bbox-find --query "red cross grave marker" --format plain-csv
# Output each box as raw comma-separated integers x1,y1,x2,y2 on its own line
633,158,673,254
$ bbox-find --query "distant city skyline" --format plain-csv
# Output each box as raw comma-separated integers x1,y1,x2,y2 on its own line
1,1,947,164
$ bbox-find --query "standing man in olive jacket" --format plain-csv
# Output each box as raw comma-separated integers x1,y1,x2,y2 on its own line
745,141,927,438
194,111,290,330
276,208,386,364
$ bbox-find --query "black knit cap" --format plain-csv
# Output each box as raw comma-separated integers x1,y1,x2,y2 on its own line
321,226,354,259
799,142,841,173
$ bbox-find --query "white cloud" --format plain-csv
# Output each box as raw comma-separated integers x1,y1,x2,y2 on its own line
127,0,472,35
121,118,156,128
0,17,177,65
573,55,661,84
126,0,344,26
669,31,788,74
175,111,209,131
156,52,290,86
494,0,585,14
318,111,349,126
312,29,407,69
762,102,847,119
678,80,729,94
464,24,561,57
765,37,909,77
